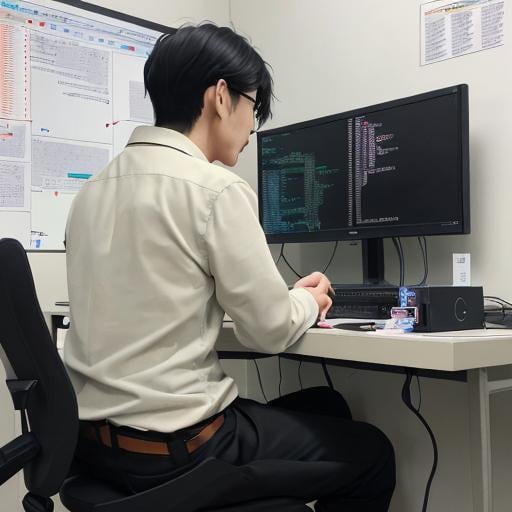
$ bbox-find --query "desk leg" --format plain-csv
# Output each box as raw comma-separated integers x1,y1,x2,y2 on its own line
468,368,492,512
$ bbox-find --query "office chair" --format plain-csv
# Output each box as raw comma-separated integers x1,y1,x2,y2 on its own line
0,238,310,512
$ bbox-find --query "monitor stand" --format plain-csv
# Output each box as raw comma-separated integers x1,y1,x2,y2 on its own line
331,238,393,289
361,238,390,287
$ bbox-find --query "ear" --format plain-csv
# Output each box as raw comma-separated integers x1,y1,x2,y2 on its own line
214,79,231,119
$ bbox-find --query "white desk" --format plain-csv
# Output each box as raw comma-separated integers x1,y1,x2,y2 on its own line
47,309,512,512
217,324,512,512
218,324,512,372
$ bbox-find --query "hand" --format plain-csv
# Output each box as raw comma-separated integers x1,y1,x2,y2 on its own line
294,271,333,321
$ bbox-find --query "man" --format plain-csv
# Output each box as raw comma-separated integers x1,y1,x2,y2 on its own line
65,23,395,511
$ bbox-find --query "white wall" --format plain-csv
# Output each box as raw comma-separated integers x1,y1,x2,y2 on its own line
231,0,511,292
230,1,512,511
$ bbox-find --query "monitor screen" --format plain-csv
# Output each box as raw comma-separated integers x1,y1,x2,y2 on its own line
257,84,469,244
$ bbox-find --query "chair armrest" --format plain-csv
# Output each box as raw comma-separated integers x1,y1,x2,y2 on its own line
0,433,40,486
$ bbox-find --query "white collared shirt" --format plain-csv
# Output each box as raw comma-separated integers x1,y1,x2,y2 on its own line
64,126,318,432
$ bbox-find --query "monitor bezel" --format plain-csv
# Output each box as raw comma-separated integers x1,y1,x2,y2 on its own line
54,0,175,34
257,84,470,244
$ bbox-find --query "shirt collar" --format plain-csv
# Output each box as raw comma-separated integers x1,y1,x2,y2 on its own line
127,126,209,162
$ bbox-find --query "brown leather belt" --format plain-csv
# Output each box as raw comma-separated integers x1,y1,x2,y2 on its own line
80,413,224,456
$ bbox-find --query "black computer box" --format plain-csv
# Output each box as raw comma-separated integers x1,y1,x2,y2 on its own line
400,286,485,332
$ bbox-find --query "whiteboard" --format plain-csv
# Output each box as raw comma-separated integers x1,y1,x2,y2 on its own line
0,0,170,250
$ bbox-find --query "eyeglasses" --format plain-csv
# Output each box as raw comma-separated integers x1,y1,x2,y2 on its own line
228,86,258,135
228,86,257,110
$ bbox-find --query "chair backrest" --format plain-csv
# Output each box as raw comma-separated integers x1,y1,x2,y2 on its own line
0,238,78,497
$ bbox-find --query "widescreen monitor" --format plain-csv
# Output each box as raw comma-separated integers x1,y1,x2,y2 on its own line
257,84,469,245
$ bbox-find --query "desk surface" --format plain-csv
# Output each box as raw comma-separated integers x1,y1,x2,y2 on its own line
217,324,512,372
46,308,512,372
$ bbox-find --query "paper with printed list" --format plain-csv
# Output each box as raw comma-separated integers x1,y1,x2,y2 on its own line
0,161,30,211
453,253,471,286
421,0,505,65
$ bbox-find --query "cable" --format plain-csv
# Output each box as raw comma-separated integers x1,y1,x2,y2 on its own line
484,295,512,308
484,298,509,317
415,374,422,412
402,368,438,512
281,246,303,279
252,360,268,403
321,359,334,390
298,360,303,390
281,241,339,279
392,238,400,284
421,237,428,285
394,236,429,287
278,356,283,397
397,237,405,286
392,238,404,287
274,243,284,266
321,241,339,274
417,236,429,286
484,298,510,310
483,296,512,326
417,238,426,285
394,238,403,286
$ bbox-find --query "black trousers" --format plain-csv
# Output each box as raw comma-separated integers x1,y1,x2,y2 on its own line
75,387,395,511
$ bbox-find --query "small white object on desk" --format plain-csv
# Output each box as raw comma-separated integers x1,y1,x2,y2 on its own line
453,253,471,286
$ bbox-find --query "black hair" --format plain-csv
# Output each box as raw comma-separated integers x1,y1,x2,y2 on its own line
144,23,274,133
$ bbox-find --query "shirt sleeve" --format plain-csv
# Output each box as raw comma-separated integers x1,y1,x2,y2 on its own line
204,181,319,354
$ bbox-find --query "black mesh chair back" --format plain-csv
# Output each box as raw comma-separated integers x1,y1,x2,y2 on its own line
0,238,311,512
0,238,78,511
